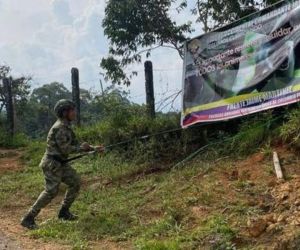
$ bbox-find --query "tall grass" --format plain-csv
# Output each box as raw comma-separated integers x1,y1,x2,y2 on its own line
280,108,300,149
0,131,28,148
76,113,207,164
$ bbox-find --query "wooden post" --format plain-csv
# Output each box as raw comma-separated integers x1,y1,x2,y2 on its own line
273,152,284,180
71,67,80,126
99,79,104,96
144,61,155,118
3,77,15,136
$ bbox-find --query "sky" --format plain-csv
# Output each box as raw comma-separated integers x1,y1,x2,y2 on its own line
0,0,202,112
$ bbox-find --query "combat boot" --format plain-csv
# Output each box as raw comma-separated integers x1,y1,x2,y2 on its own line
58,206,78,221
21,213,38,230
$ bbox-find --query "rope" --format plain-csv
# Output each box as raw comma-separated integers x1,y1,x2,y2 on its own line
102,122,209,150
66,113,285,164
65,122,209,163
171,114,284,169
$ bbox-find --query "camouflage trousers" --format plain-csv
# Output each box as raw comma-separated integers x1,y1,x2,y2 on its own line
29,155,81,217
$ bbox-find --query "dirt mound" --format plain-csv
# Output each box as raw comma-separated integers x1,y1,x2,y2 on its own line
247,175,300,249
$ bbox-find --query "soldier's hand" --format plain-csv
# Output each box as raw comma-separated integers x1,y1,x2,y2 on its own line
81,142,93,152
94,145,105,153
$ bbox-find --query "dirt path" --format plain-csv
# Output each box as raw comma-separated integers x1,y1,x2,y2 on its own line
0,148,24,250
0,149,23,174
0,230,21,250
0,148,71,250
0,148,128,250
0,215,70,250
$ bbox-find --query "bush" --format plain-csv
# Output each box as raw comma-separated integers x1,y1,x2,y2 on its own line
280,108,300,148
0,131,28,148
225,112,281,156
76,111,208,163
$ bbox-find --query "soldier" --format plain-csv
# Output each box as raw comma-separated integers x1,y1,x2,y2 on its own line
21,99,103,229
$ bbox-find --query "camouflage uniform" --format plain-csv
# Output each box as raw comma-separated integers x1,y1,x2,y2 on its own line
29,118,82,217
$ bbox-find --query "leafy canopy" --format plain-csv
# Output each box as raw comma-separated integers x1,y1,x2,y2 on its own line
101,0,192,86
101,0,281,85
0,65,31,114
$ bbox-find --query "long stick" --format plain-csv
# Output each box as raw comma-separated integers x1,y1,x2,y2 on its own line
65,150,97,163
273,151,284,180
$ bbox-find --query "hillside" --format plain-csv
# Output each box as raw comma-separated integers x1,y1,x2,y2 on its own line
2,1,300,249
1,112,300,250
0,106,300,250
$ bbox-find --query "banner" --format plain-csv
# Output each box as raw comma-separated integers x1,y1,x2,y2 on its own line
181,0,300,127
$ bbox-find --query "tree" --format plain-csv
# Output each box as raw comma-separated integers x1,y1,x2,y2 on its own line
28,82,72,133
31,82,72,107
0,66,31,113
101,0,281,85
0,65,31,135
101,0,192,86
191,0,257,32
24,83,98,136
191,0,281,32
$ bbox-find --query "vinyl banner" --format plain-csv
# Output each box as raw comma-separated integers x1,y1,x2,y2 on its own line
182,0,300,127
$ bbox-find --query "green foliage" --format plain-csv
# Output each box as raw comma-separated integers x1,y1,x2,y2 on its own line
30,82,72,106
191,215,237,250
226,112,278,156
19,84,130,137
135,239,180,250
0,65,31,116
30,219,89,249
101,0,192,85
280,108,300,148
0,129,288,249
192,0,258,32
22,82,72,136
0,131,28,148
192,0,281,32
21,140,45,168
76,111,206,163
101,0,281,85
76,86,184,160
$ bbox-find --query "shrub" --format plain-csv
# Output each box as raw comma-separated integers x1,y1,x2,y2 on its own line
280,108,300,148
0,131,28,148
226,112,280,156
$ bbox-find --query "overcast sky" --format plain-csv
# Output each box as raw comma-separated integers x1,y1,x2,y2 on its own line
0,0,202,111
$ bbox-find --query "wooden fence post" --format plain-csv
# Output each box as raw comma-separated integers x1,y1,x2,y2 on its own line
3,77,15,136
71,67,80,126
144,61,155,119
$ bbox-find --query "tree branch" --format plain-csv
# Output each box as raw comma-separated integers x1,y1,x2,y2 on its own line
136,44,182,56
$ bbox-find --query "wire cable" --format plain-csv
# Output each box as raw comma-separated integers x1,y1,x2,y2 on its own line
66,113,284,164
172,114,284,169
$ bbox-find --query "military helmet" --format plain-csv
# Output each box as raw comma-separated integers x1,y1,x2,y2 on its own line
54,99,75,118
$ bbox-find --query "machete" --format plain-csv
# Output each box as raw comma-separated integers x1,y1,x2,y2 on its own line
64,143,121,163
64,150,99,163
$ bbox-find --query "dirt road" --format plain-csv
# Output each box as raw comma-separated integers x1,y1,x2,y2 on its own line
0,230,21,250
0,149,22,250
0,148,70,250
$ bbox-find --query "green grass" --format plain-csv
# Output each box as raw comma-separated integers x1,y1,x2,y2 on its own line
1,140,236,249
2,108,300,249
20,153,237,249
280,108,300,148
31,219,90,249
135,239,180,250
0,142,44,208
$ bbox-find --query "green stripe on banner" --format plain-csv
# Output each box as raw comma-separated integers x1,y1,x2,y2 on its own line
184,82,300,116
295,70,300,78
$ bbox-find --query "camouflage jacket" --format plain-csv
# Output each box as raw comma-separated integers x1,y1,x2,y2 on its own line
45,119,82,160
